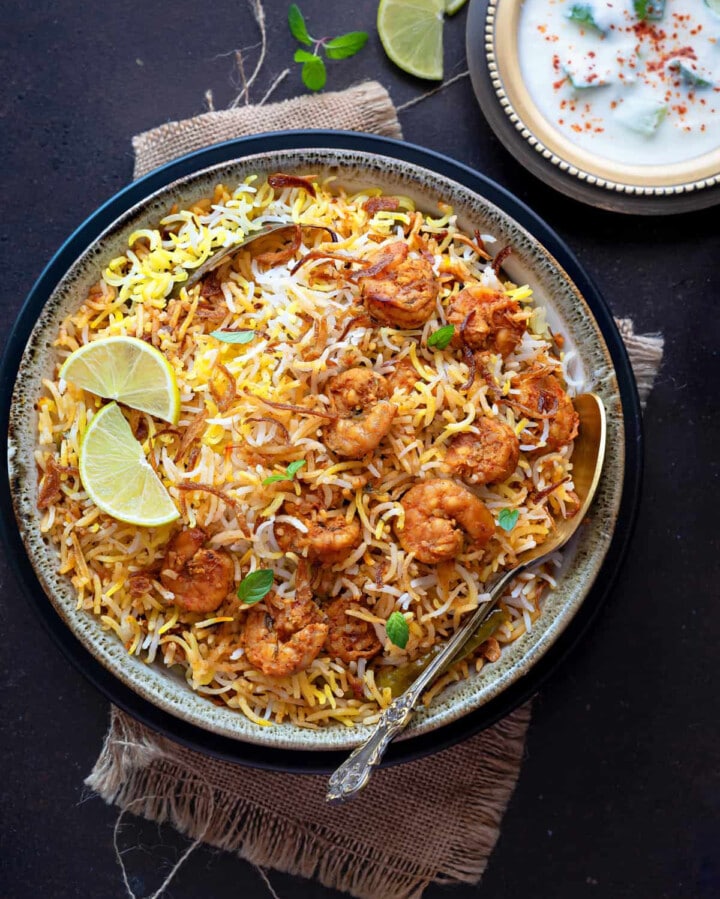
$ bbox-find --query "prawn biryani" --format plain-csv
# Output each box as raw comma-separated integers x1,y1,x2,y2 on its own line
29,170,596,734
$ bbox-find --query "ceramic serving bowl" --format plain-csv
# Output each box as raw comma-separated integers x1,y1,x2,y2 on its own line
7,147,625,752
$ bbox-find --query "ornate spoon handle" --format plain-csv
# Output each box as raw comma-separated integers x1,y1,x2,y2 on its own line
326,567,520,804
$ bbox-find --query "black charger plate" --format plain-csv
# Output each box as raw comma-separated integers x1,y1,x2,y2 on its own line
0,130,642,773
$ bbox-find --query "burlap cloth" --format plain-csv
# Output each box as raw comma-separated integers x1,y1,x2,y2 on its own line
86,81,664,899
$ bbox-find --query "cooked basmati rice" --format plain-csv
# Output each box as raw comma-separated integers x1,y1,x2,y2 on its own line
35,176,579,729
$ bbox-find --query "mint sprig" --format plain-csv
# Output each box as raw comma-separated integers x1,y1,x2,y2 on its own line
288,5,368,92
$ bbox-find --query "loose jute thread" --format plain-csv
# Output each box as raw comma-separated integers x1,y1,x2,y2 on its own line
113,792,212,899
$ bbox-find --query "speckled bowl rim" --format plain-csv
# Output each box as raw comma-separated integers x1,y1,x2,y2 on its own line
484,0,720,197
6,143,626,754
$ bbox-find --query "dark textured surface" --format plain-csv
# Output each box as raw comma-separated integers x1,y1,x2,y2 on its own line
1,1,718,898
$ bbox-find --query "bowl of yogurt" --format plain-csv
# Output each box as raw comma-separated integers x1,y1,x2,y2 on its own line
470,0,720,209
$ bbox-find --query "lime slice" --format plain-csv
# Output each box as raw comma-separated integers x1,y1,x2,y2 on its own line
377,0,445,81
60,336,180,425
445,0,468,13
79,403,180,526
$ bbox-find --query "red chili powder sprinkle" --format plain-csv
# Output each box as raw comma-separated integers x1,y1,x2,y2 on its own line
647,46,696,73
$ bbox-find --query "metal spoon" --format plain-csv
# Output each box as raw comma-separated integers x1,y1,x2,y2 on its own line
326,392,607,804
172,223,338,296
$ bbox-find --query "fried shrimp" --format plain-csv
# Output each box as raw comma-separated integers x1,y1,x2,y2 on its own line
324,598,382,663
387,356,420,394
275,516,362,564
515,371,579,451
445,417,520,486
244,566,328,677
447,284,527,356
160,527,234,613
323,368,397,459
397,479,496,564
275,492,362,564
244,610,328,677
359,240,439,329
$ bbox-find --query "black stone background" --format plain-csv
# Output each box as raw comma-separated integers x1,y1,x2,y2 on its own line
1,1,719,897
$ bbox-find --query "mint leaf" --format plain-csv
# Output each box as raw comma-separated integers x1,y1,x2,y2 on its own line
498,508,519,532
237,569,274,604
386,611,409,649
427,324,455,349
285,459,306,478
262,459,306,485
302,55,326,91
325,32,369,60
288,4,312,45
294,49,316,63
261,474,289,485
210,329,256,344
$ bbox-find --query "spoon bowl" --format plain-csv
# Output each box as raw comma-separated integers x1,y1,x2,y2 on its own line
173,223,338,296
518,392,607,565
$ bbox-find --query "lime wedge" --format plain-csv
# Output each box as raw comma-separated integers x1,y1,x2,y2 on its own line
445,0,468,13
60,336,180,425
377,0,445,81
79,403,180,526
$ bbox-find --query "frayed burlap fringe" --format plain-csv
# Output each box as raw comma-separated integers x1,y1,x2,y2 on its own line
87,704,532,899
614,318,664,407
132,81,403,179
